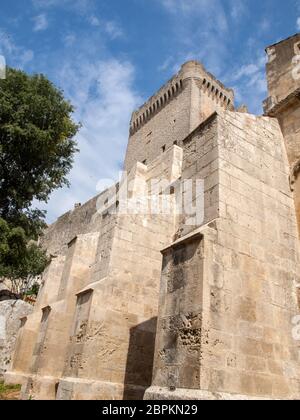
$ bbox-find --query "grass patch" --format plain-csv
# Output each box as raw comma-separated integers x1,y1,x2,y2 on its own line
0,381,21,400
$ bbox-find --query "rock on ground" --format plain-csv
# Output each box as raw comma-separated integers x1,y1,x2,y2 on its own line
0,300,33,378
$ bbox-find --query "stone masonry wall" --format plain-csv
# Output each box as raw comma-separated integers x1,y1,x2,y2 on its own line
146,111,300,400
264,33,300,236
5,146,183,400
265,34,300,106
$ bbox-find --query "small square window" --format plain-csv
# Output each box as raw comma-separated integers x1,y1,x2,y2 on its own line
142,159,147,165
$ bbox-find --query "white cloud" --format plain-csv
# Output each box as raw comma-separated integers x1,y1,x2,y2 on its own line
104,21,124,40
159,0,269,114
158,56,174,72
162,0,212,15
89,15,100,27
0,29,34,67
63,33,76,47
258,18,271,33
33,14,49,31
37,57,142,222
32,0,93,13
88,15,124,40
231,63,261,81
161,0,228,32
159,0,230,76
230,0,247,22
224,54,267,114
297,17,300,31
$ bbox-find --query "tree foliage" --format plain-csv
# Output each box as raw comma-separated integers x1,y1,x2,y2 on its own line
0,217,48,281
0,68,80,225
0,68,80,288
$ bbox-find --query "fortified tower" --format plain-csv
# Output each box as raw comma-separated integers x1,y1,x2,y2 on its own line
5,36,300,401
124,61,234,171
264,33,300,233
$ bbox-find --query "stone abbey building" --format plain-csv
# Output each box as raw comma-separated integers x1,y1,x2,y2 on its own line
5,33,300,400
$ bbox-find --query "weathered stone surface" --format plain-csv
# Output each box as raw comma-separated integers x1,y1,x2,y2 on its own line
5,34,300,400
264,34,300,235
0,300,33,377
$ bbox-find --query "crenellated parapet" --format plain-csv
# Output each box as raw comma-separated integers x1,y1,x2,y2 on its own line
130,60,234,135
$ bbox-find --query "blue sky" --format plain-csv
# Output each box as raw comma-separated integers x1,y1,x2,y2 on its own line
0,0,299,223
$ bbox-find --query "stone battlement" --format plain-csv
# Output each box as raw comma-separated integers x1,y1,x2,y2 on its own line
130,60,234,135
125,60,235,171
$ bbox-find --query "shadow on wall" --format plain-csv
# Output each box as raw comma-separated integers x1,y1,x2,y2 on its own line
123,317,157,400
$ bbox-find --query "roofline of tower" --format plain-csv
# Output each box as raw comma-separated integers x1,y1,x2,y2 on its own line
181,60,234,94
131,60,234,120
265,32,300,51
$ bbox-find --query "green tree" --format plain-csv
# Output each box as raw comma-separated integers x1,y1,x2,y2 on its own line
0,217,48,296
0,68,80,226
0,68,80,289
